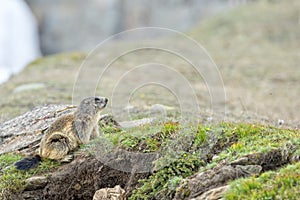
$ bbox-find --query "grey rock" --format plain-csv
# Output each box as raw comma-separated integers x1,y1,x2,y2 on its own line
230,157,249,165
174,164,262,199
150,104,167,113
149,104,173,117
123,105,136,112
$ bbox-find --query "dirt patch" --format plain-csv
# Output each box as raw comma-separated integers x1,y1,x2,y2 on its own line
21,156,148,200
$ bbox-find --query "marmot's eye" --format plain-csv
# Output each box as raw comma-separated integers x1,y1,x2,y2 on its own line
95,97,100,102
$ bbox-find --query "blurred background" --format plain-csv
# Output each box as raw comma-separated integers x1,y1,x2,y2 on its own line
1,0,251,84
26,0,249,55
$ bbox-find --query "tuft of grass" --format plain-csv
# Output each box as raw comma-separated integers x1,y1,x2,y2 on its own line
224,161,300,200
161,121,180,136
194,124,208,146
0,153,23,169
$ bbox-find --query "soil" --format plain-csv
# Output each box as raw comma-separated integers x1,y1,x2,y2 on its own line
21,155,148,200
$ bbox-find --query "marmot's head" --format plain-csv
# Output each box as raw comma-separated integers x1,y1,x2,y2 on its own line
79,96,108,114
94,96,108,110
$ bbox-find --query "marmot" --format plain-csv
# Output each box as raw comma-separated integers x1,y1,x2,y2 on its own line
15,96,108,170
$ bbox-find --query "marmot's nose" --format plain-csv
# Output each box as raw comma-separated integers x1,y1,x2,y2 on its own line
104,98,108,104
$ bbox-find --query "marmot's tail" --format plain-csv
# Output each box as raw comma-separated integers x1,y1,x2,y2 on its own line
14,155,42,170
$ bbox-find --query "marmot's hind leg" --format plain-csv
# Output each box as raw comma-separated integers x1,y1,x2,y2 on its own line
43,133,71,160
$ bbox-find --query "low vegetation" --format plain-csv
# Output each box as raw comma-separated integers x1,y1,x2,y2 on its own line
0,153,61,199
0,121,299,199
95,121,300,199
224,162,300,199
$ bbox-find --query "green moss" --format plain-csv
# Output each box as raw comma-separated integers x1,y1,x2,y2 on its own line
224,162,300,200
120,135,140,150
120,122,180,152
215,123,300,163
129,153,204,200
119,124,161,152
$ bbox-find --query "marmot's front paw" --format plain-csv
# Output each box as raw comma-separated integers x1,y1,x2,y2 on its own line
60,154,74,163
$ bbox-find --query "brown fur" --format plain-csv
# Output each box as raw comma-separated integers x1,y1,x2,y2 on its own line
38,96,108,161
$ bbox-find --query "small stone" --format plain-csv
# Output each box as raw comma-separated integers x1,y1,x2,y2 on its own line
211,155,219,161
25,176,48,191
119,117,155,128
277,119,284,126
150,104,167,114
73,183,81,190
123,105,135,112
93,185,125,200
206,116,213,122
